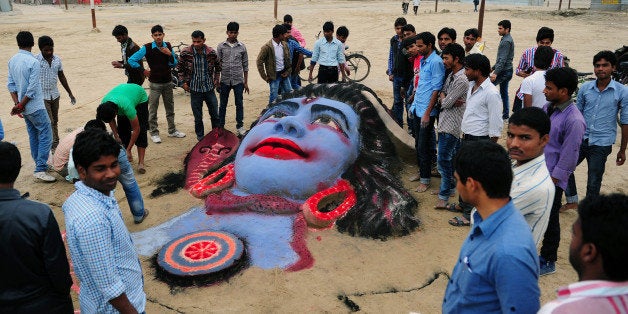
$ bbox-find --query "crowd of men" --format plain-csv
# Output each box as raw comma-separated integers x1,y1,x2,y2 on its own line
1,13,627,314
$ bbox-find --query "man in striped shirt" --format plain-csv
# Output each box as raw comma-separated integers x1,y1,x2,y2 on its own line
507,107,555,246
538,193,628,314
513,27,564,113
177,30,221,141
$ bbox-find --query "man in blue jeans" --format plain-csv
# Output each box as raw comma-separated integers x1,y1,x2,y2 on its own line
256,25,292,105
7,31,56,182
216,21,249,137
434,43,468,209
177,30,221,141
561,50,628,212
387,17,413,127
61,120,149,224
490,20,514,120
408,32,445,193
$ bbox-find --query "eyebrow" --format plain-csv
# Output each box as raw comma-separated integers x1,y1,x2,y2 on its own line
311,104,350,130
268,101,300,112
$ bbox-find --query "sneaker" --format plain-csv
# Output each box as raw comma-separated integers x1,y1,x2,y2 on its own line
168,130,186,138
237,127,246,137
539,256,556,276
151,134,162,143
134,209,149,224
34,171,56,182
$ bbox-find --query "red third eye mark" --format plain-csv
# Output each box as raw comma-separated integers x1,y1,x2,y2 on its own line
184,241,219,260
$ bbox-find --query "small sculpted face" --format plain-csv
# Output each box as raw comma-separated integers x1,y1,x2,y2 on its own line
234,97,360,200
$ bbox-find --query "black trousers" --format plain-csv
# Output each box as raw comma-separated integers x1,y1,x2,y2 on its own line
540,186,563,262
317,65,339,84
458,134,490,219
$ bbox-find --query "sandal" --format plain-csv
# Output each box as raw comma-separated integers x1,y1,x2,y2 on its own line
448,216,470,227
138,165,146,174
415,183,430,193
446,203,464,213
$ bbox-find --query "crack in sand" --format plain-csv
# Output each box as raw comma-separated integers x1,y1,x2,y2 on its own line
338,271,450,312
147,296,184,313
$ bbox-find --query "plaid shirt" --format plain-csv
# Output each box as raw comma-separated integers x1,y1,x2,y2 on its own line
216,40,248,86
36,54,63,100
63,181,145,314
177,45,221,92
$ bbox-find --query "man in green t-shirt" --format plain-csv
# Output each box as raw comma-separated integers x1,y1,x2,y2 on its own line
97,83,149,173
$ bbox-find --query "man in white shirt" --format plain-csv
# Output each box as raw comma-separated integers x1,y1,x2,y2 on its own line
507,107,555,246
449,53,503,227
463,28,483,56
520,45,553,109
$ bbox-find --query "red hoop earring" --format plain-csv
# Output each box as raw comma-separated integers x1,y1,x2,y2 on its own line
189,164,235,198
302,179,356,229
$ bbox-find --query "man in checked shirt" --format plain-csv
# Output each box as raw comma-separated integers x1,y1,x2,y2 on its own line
63,129,146,314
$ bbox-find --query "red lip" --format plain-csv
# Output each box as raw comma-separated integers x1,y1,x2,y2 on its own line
249,138,309,160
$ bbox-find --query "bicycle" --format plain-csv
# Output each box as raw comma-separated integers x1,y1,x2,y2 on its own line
170,41,189,89
298,32,371,83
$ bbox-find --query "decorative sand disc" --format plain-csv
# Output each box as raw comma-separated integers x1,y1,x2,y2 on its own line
156,231,246,285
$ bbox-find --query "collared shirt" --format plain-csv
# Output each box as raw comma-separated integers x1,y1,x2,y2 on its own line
191,49,211,92
438,68,468,137
543,100,586,190
7,49,45,115
127,41,177,69
519,70,547,108
216,40,248,85
538,280,628,314
443,201,540,314
493,33,514,75
286,37,312,61
409,51,445,117
515,46,564,99
515,46,564,76
36,54,63,100
577,79,628,146
511,154,555,247
0,188,72,311
310,37,345,67
63,182,145,314
460,78,503,138
272,39,286,72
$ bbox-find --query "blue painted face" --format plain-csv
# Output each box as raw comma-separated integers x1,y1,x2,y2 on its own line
234,97,361,201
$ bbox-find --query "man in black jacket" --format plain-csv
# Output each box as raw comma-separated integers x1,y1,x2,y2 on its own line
0,142,73,313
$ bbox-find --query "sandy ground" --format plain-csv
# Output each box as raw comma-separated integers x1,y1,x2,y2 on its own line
1,1,627,312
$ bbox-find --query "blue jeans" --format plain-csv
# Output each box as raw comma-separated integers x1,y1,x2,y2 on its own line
268,74,293,105
392,76,405,126
493,68,513,119
290,74,302,90
219,83,244,129
437,132,460,201
413,114,435,184
23,109,52,173
117,147,145,220
67,147,145,219
565,141,612,203
190,90,219,140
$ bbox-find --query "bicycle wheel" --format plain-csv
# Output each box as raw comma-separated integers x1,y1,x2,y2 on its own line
299,56,318,82
345,54,370,82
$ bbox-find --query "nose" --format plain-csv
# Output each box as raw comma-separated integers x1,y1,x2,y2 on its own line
273,116,305,138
